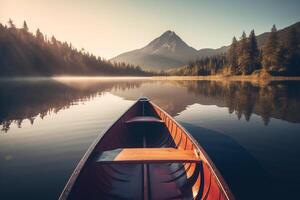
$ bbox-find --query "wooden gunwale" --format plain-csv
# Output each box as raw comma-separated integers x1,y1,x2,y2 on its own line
59,100,139,200
150,101,235,200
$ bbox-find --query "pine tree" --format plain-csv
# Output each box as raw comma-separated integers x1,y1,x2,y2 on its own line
276,44,287,72
8,18,16,29
238,31,251,75
228,37,238,74
248,30,260,73
36,28,44,42
22,21,29,32
262,24,279,71
51,36,57,46
285,27,299,74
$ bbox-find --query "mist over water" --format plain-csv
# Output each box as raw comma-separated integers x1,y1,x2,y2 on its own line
1,78,300,199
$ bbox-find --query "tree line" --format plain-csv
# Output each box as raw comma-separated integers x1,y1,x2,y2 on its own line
170,54,227,76
0,19,154,77
178,80,300,125
171,25,300,76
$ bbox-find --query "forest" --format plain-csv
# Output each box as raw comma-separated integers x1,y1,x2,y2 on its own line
0,19,153,77
1,19,299,77
171,25,300,76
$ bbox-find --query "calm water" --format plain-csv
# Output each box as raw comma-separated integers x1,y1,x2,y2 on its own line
1,78,300,200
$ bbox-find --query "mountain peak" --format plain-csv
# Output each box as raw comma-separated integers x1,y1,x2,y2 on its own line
162,30,176,37
159,30,180,42
145,30,191,53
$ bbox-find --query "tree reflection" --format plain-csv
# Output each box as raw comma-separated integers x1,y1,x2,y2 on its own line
0,79,144,132
178,80,300,125
1,79,300,132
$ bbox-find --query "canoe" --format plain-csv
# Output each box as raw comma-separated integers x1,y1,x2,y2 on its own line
60,97,234,200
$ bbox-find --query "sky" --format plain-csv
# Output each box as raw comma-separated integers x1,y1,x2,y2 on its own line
1,0,300,59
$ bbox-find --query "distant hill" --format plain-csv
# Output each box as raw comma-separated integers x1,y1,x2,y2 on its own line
111,21,300,70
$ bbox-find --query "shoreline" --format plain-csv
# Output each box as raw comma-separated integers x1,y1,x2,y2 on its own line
1,75,300,82
151,75,300,81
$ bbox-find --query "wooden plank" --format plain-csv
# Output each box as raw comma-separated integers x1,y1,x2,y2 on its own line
126,116,163,124
95,148,200,164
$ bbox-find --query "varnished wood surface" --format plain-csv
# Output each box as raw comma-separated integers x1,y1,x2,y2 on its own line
95,148,201,164
59,98,234,200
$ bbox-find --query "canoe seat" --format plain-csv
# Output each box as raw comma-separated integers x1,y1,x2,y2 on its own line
126,116,163,124
95,148,201,164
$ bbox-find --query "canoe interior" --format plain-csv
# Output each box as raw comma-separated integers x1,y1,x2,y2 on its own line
62,99,232,200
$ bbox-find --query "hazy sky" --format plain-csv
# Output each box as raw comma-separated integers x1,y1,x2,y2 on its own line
1,0,300,59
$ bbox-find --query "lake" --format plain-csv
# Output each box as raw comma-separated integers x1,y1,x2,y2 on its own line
1,77,300,200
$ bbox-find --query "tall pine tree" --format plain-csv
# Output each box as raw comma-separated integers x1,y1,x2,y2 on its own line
8,18,16,29
238,31,251,75
248,30,260,73
22,21,29,32
228,37,238,74
36,28,44,42
285,27,299,74
262,24,279,71
276,44,287,73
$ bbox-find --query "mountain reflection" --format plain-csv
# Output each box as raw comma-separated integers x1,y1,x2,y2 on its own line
1,78,300,132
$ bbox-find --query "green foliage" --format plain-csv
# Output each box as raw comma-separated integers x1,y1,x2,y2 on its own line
285,27,300,74
261,25,300,75
22,21,29,32
171,54,226,76
262,24,279,70
248,30,260,72
8,18,15,29
173,24,299,76
227,37,238,74
238,31,252,74
0,20,153,77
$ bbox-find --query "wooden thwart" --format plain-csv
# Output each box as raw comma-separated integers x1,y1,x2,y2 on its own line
126,116,163,124
95,148,201,164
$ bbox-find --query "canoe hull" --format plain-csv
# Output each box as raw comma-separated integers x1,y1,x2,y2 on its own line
60,99,234,200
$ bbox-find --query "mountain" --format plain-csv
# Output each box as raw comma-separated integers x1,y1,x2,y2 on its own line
111,21,300,70
111,30,229,70
111,31,199,70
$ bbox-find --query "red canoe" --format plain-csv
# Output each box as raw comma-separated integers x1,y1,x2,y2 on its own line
60,97,234,200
